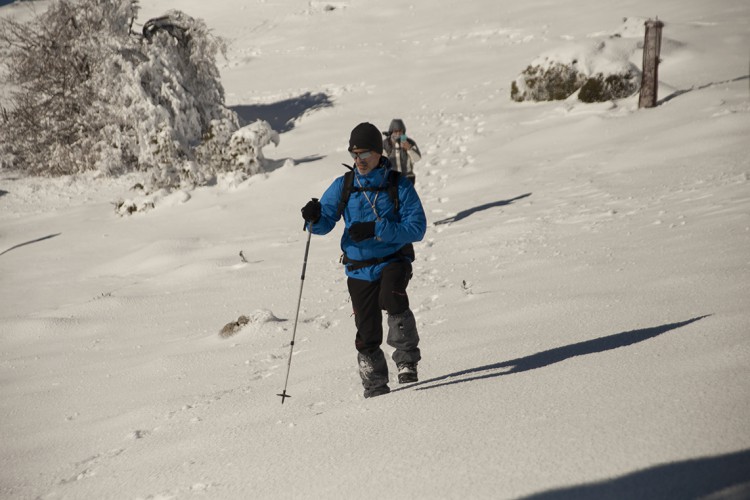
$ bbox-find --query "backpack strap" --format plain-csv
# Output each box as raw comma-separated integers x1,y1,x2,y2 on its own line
336,169,355,219
387,169,400,213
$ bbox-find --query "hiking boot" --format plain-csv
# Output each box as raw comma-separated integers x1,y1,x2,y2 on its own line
397,363,418,384
364,385,391,399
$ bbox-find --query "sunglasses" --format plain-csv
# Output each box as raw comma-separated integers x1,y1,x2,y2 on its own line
350,151,373,160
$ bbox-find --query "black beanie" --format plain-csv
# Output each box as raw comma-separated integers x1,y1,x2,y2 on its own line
348,122,383,155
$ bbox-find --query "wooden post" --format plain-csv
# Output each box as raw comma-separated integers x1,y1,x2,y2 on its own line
639,19,665,108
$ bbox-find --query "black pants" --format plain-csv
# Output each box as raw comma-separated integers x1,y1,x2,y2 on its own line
347,260,412,355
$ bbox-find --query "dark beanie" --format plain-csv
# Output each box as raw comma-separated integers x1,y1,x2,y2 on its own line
348,122,383,155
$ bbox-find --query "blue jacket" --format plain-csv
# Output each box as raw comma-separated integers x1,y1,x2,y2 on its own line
308,158,427,281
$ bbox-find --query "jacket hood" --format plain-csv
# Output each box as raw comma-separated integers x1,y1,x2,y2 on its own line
388,119,406,133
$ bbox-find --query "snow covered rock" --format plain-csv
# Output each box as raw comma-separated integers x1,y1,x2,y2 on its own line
511,31,641,103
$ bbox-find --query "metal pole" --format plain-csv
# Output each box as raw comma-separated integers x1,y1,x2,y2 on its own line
277,218,314,404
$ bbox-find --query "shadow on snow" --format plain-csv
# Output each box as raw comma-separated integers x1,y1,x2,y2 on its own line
0,233,61,257
658,74,749,105
230,91,334,133
433,193,532,225
518,448,750,500
401,315,710,392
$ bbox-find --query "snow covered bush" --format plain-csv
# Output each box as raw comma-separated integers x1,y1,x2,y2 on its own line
578,72,639,103
0,0,276,192
195,119,279,176
225,120,281,175
511,63,588,102
511,34,641,103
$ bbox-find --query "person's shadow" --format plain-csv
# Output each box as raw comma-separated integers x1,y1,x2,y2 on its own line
0,233,61,257
398,315,709,392
434,193,531,225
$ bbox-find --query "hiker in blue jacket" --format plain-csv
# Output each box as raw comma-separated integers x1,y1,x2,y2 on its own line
301,122,427,398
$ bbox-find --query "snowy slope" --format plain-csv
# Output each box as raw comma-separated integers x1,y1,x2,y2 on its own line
1,0,749,499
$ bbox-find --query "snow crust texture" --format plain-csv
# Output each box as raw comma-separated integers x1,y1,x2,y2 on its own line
1,0,749,499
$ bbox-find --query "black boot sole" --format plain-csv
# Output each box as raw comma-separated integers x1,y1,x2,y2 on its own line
398,373,418,384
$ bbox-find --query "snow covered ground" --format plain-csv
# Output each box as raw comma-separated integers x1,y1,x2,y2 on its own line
1,0,749,498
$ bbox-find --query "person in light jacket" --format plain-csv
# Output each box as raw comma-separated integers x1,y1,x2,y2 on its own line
300,122,427,398
383,118,421,185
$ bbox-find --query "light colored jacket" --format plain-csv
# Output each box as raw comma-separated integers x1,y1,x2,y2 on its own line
383,137,421,178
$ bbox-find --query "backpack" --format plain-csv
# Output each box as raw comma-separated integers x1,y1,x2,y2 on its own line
335,167,401,219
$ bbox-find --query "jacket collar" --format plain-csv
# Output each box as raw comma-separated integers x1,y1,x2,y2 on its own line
354,157,392,184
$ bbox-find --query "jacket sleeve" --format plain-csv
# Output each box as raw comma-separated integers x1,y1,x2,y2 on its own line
375,177,427,245
383,138,393,155
406,139,422,163
307,176,343,235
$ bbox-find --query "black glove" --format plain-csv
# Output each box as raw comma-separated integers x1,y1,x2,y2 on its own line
301,198,321,223
348,221,376,242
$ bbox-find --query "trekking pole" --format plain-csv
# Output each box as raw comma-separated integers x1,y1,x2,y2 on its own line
277,206,316,404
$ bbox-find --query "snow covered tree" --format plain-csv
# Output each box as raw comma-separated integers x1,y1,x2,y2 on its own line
0,0,136,174
0,0,276,192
